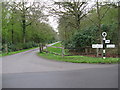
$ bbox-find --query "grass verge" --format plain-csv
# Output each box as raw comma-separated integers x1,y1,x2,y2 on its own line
38,52,119,64
38,42,119,64
52,42,62,47
0,47,38,57
46,42,70,55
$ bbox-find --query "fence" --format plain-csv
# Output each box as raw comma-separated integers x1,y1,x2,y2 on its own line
44,45,65,57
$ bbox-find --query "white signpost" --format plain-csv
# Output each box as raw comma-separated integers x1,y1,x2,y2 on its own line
105,40,110,43
92,44,103,48
106,44,115,48
92,32,115,59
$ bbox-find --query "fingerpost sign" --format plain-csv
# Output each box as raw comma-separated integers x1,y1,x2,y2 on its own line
92,32,115,59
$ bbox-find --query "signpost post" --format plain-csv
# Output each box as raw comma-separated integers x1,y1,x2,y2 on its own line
92,44,103,57
92,32,115,59
102,32,107,59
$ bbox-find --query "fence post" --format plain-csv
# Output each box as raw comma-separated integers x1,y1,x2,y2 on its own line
39,43,42,53
5,44,8,54
46,44,48,53
62,47,65,57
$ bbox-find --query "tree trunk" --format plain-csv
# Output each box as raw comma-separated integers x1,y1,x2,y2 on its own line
11,23,14,44
22,2,26,44
11,12,14,44
118,1,120,58
96,1,102,42
96,1,102,57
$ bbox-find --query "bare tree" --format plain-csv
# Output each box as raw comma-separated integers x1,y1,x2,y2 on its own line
50,1,88,30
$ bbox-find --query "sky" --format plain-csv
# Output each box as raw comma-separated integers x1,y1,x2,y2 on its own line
26,0,59,32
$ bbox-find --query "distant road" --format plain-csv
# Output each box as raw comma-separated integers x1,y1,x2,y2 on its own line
2,42,118,88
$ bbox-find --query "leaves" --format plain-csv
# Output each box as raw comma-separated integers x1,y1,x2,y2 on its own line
2,2,57,52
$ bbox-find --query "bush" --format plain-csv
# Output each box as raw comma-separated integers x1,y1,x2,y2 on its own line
2,41,38,52
72,32,94,48
23,42,38,49
9,43,23,51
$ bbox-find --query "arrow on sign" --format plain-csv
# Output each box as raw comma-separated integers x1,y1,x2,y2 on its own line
105,40,110,43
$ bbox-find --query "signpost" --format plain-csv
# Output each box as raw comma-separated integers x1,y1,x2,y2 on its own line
92,44,103,48
105,40,110,43
106,44,115,48
92,32,115,59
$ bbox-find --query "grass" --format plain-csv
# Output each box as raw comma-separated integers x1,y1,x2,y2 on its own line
47,47,62,54
38,42,119,64
0,47,38,57
38,52,119,64
52,42,62,47
46,42,70,55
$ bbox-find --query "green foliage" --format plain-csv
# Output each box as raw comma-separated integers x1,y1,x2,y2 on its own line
66,26,97,49
1,47,38,57
58,4,118,51
2,2,57,53
72,33,94,48
2,42,38,53
45,42,69,55
52,42,62,47
9,43,24,51
63,22,118,51
22,42,38,49
47,47,62,55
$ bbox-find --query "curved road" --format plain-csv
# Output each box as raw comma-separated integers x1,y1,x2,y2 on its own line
2,43,118,88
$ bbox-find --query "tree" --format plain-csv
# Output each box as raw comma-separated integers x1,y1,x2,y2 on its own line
51,1,88,31
50,1,89,46
1,1,57,53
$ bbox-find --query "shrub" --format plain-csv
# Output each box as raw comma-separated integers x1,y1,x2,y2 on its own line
8,43,23,51
23,42,38,49
2,41,38,53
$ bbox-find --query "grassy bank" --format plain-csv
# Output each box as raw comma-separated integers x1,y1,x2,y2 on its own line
46,42,70,55
1,47,38,57
38,52,118,64
38,42,119,64
52,42,62,47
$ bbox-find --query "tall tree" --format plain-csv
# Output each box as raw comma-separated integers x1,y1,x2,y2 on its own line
51,1,88,30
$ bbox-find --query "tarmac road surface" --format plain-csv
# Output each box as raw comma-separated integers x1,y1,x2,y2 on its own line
1,42,118,88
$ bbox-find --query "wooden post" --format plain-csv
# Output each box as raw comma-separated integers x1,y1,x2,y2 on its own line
62,47,65,57
85,48,88,54
46,44,48,53
96,48,99,57
39,43,42,53
41,43,43,52
5,44,8,54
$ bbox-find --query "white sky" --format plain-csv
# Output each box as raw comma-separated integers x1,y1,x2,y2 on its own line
30,0,59,32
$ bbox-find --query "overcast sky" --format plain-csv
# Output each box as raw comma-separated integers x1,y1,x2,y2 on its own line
26,0,59,32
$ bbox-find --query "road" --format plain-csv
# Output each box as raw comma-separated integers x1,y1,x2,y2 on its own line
2,43,118,88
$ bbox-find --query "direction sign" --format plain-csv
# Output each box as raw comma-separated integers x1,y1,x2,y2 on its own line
92,44,103,48
92,32,115,59
105,40,110,43
102,32,107,37
106,44,115,48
